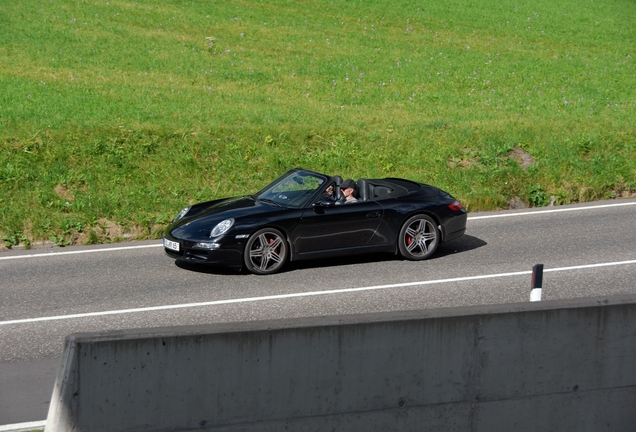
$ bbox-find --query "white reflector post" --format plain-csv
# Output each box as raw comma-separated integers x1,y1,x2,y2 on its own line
530,288,542,302
530,264,544,302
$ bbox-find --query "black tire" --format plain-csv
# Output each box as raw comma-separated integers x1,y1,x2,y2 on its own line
243,228,288,275
398,214,439,260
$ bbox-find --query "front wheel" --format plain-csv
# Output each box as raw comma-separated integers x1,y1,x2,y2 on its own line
398,215,439,260
244,228,288,275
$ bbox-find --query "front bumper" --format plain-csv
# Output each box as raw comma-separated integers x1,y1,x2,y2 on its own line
162,234,244,269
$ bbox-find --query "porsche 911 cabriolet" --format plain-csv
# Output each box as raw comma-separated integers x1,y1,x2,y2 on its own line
163,168,467,275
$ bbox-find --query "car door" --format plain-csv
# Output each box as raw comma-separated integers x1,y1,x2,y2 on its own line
293,201,384,254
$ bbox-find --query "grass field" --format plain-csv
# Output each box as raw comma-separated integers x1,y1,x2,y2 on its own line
1,0,635,247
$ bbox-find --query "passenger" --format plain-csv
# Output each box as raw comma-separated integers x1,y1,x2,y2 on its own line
339,179,358,204
322,184,335,199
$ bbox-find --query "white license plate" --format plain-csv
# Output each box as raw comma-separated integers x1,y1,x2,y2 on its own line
163,238,180,252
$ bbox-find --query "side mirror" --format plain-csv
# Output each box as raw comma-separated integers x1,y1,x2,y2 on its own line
313,198,336,208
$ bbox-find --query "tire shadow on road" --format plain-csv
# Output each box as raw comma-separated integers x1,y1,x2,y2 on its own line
434,234,488,259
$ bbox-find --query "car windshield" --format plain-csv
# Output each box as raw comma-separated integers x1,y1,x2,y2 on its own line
254,170,328,208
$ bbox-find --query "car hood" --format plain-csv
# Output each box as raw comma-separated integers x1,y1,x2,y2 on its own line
193,196,257,217
168,196,274,240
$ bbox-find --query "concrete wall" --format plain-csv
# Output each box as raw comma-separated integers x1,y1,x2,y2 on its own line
46,295,636,431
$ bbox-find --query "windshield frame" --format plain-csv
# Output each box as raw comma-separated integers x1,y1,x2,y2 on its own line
253,169,330,208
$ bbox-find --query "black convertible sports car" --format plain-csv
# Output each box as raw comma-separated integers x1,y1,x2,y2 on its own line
163,168,467,275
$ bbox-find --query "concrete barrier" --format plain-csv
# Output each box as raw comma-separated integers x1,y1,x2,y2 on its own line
46,295,636,431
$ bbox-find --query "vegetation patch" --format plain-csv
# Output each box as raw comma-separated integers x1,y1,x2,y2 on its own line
1,0,635,246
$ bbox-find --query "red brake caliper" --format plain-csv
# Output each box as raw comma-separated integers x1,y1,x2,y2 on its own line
269,237,278,253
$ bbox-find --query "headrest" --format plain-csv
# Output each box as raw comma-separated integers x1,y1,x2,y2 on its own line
357,178,369,201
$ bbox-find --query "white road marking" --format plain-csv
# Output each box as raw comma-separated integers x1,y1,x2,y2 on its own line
0,201,634,261
468,201,636,220
1,259,635,327
0,420,46,431
0,243,163,261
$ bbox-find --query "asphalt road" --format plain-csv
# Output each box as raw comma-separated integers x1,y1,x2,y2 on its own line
1,198,636,425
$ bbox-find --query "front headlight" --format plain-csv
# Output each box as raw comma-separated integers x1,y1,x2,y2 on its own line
210,218,235,237
193,242,221,250
173,206,191,222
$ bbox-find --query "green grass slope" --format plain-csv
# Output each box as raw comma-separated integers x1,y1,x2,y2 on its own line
1,0,635,247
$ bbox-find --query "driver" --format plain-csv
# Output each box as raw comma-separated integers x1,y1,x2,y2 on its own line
338,179,358,204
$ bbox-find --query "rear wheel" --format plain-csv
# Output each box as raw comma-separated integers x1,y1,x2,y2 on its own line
398,214,439,260
244,228,288,275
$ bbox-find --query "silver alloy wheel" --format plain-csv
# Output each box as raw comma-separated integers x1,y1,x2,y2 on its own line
398,214,439,260
244,228,288,274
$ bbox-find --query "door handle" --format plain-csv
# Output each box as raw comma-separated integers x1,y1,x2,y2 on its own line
366,211,381,218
